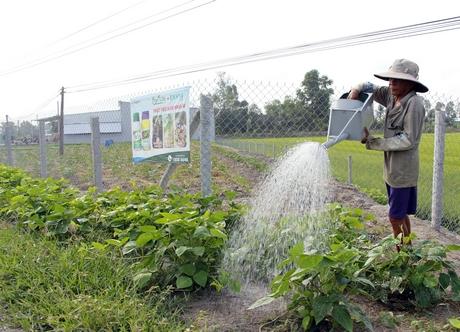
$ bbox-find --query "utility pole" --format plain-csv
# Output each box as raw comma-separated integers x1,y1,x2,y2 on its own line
5,115,13,165
59,86,65,156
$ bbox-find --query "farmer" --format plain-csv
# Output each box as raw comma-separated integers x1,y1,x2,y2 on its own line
348,59,428,249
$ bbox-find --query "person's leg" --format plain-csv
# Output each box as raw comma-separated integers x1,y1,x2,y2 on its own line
389,216,406,251
386,184,415,250
390,217,405,236
403,215,412,244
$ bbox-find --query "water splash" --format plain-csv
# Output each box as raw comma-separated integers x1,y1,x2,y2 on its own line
223,142,332,283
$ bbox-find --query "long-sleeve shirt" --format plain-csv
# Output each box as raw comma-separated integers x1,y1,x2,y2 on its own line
354,82,425,188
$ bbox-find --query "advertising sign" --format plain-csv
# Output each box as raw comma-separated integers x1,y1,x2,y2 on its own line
131,87,191,163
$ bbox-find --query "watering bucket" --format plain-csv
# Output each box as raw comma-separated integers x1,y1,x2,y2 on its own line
322,92,374,149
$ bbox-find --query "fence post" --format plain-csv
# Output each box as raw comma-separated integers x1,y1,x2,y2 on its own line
5,118,13,166
39,121,47,178
200,95,213,197
90,117,103,192
59,87,65,156
431,109,446,231
347,155,352,185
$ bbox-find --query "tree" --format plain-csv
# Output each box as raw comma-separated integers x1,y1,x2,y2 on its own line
212,72,249,136
423,98,435,132
295,70,334,131
17,121,39,139
445,101,457,128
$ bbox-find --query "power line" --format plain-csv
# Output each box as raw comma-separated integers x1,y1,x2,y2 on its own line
0,0,214,77
13,92,60,121
47,0,151,46
66,16,460,93
53,0,199,53
68,16,460,91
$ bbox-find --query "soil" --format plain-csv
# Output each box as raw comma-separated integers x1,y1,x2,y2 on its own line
182,149,460,332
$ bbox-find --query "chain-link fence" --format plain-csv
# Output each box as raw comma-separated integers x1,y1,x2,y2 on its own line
2,75,460,233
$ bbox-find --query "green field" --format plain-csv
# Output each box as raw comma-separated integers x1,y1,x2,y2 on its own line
221,133,460,233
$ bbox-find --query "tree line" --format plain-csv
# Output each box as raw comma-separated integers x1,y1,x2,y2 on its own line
211,71,460,137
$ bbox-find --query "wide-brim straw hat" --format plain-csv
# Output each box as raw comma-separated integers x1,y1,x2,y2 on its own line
374,58,429,93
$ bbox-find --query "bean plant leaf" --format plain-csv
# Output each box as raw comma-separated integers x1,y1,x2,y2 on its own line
175,246,190,257
105,238,128,247
449,318,460,328
439,273,450,289
161,212,182,221
224,191,236,200
193,270,208,287
331,305,353,332
138,225,157,233
176,276,193,289
248,296,275,310
312,297,333,323
133,272,152,289
446,244,460,252
136,233,155,247
122,241,138,255
193,226,210,238
414,287,432,308
297,254,323,269
301,316,311,330
344,216,364,229
422,274,438,288
191,246,205,256
348,304,374,331
355,277,374,288
289,242,304,257
92,242,107,251
210,228,227,240
180,263,196,277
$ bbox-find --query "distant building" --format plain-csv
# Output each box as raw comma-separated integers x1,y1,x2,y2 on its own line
64,101,131,144
54,103,209,145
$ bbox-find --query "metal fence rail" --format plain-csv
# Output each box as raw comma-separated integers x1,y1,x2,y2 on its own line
1,76,460,233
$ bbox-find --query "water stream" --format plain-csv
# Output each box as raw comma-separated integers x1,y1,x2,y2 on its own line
223,142,332,283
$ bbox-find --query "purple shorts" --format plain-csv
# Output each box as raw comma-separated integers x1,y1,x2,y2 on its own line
385,183,417,219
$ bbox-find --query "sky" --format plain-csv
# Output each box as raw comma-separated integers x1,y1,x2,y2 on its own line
0,0,459,121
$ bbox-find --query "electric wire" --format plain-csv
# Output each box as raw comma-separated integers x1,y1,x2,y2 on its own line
66,16,460,93
0,0,215,77
53,0,199,53
13,92,60,121
47,0,151,46
68,16,460,91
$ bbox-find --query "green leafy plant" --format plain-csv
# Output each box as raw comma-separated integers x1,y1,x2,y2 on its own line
449,317,460,329
360,238,460,308
249,206,374,331
117,197,234,290
250,205,460,331
359,186,388,205
0,164,242,291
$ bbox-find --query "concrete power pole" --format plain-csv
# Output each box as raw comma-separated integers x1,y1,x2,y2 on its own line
59,87,65,156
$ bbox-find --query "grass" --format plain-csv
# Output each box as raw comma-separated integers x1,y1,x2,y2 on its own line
221,132,460,233
0,223,183,331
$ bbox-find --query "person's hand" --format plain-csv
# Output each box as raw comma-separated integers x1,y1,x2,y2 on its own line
361,127,369,144
347,89,360,100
